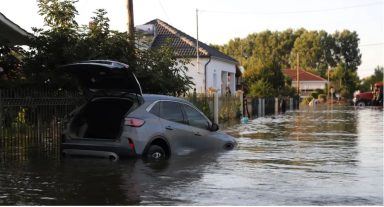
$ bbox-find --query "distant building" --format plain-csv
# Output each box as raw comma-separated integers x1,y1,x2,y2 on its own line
0,12,31,45
283,68,328,97
136,19,239,95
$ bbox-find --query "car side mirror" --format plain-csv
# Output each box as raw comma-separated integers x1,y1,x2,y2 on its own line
209,123,219,132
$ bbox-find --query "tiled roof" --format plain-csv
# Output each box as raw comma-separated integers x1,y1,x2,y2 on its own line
283,68,327,82
145,19,238,63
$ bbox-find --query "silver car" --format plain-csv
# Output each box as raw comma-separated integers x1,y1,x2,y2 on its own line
61,60,237,160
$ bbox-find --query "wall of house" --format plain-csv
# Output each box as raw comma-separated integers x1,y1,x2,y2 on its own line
206,57,236,95
180,58,208,93
292,81,327,91
180,57,237,95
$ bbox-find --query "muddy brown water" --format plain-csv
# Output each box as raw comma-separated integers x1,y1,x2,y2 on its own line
0,106,382,205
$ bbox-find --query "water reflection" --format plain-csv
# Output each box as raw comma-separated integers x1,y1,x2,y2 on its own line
0,106,382,205
0,152,221,205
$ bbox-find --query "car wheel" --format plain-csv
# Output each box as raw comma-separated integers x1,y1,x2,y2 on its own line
356,101,366,107
146,145,166,160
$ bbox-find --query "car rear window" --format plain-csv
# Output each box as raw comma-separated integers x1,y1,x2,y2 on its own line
149,102,160,116
159,101,184,124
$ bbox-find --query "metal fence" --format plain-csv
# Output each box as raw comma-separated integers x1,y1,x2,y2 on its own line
0,88,83,162
249,96,300,118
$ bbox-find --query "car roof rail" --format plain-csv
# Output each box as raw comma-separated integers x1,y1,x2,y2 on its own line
80,60,129,69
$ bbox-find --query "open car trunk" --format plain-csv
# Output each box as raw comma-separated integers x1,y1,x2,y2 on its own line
69,98,134,140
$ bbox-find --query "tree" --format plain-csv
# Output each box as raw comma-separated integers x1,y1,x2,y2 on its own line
0,45,26,87
329,30,361,97
217,28,362,98
290,31,322,71
21,0,192,94
360,66,384,91
249,79,274,97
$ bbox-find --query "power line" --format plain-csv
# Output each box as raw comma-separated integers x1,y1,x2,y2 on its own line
200,1,383,15
360,42,384,47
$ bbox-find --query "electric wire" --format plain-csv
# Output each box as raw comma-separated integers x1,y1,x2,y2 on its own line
199,1,383,15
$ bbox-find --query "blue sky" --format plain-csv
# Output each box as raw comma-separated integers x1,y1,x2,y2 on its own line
1,0,383,78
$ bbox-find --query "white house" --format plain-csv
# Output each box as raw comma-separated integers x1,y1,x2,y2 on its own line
283,68,328,97
136,19,239,95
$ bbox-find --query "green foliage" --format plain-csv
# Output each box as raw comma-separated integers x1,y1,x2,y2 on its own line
135,46,193,95
280,85,296,97
290,30,336,77
301,96,313,105
18,0,193,95
0,45,26,87
249,79,275,97
219,96,240,121
318,94,326,102
332,62,360,98
315,88,325,94
311,92,319,99
37,0,79,30
217,28,362,99
333,30,361,71
360,66,383,92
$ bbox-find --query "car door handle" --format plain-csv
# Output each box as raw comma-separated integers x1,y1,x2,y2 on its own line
194,132,202,136
165,126,174,130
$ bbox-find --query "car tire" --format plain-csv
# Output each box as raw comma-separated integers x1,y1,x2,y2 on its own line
146,145,167,160
356,101,366,107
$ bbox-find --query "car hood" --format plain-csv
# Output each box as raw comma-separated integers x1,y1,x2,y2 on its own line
60,60,142,96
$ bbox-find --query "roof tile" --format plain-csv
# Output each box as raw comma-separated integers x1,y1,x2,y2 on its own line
145,19,238,63
283,68,327,81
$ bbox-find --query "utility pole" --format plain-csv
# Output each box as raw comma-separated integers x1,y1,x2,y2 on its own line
196,8,201,91
127,0,135,44
327,66,330,100
296,53,300,95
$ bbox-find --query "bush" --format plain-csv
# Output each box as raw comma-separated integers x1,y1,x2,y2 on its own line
249,80,275,97
219,96,240,121
315,89,325,94
311,92,319,99
318,94,327,102
301,96,313,105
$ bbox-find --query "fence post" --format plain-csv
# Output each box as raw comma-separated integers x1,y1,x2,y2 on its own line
275,97,279,115
0,89,2,124
262,98,265,116
237,91,244,116
290,98,293,111
258,98,262,117
214,92,219,124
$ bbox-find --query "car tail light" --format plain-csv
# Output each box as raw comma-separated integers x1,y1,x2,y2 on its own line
124,117,145,127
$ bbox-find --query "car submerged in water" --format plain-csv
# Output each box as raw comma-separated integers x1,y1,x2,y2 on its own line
60,60,237,160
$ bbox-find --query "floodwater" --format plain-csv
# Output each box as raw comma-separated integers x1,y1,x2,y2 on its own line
0,106,383,205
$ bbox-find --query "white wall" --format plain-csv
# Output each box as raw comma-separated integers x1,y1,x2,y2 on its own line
178,57,237,95
206,57,236,95
292,81,327,90
179,58,208,93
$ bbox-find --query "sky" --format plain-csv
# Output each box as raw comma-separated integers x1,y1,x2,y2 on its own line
1,0,383,78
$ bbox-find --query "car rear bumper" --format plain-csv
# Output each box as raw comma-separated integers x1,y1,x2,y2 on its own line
62,149,120,160
61,142,136,159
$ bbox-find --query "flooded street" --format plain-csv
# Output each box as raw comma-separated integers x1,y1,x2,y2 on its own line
0,106,383,205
